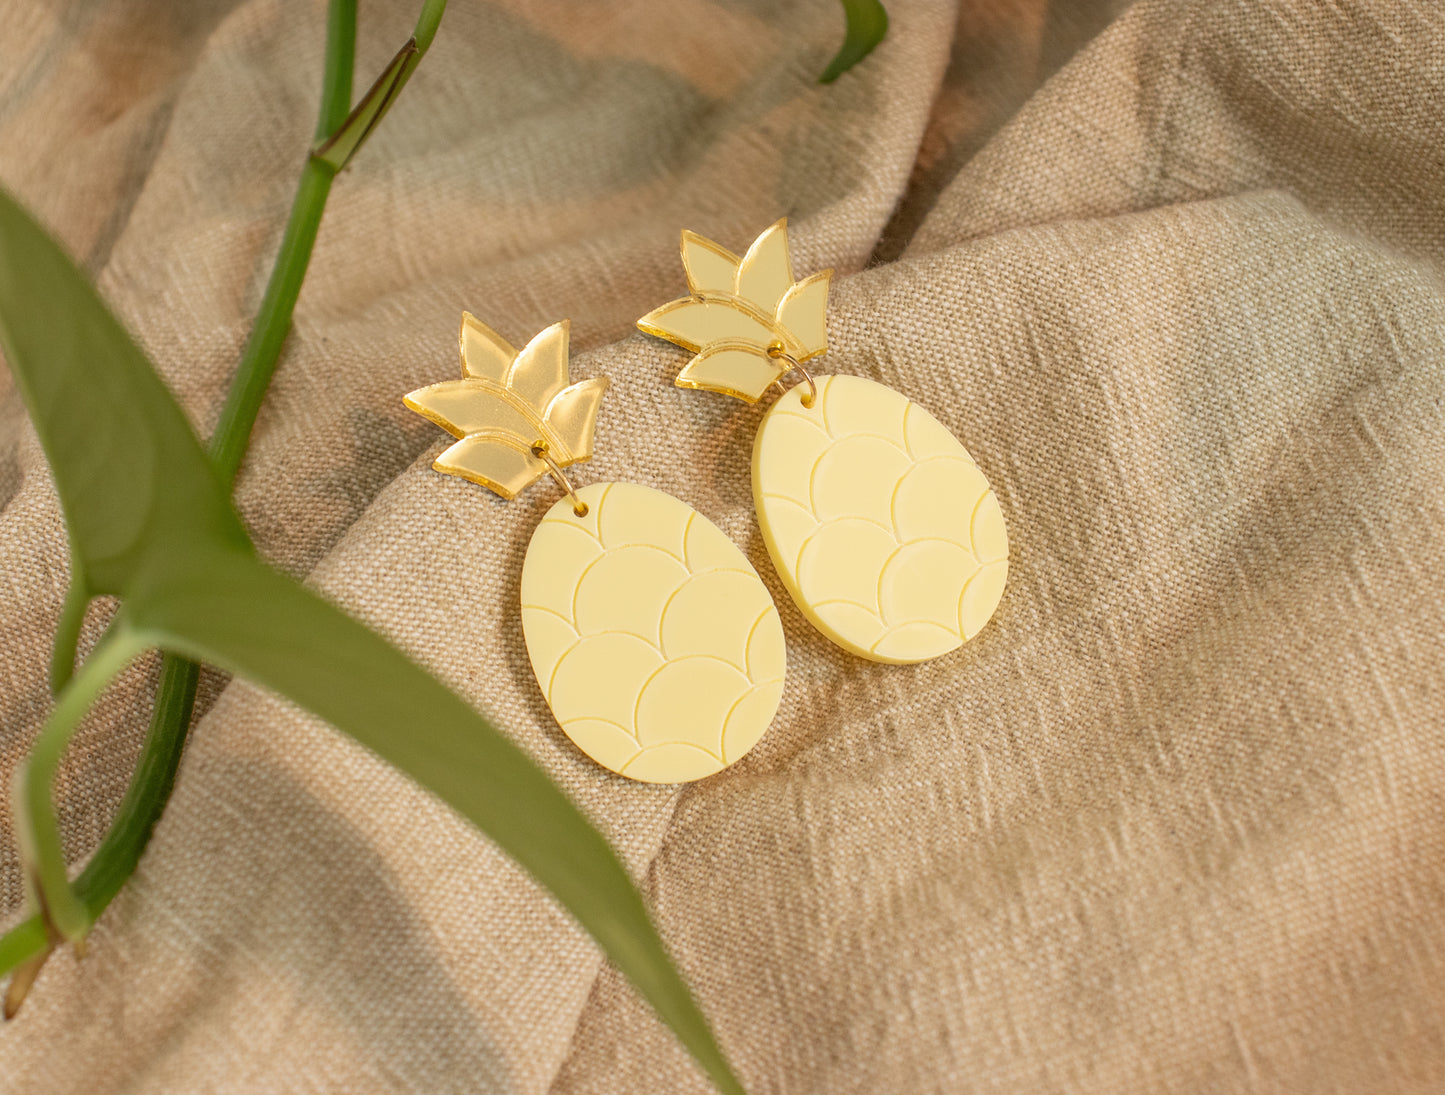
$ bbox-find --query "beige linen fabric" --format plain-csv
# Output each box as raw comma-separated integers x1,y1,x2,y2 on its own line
2,0,1443,1091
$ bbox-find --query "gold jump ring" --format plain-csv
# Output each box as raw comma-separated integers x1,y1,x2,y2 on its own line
531,440,589,517
766,346,818,407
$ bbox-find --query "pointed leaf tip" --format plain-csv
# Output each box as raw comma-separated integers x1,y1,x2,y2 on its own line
434,434,546,499
509,320,571,409
543,376,609,462
736,222,795,316
460,313,516,382
820,0,889,84
775,270,832,358
681,231,742,296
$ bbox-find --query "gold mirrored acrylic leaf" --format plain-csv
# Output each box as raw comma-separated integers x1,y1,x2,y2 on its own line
405,316,607,500
636,296,779,354
681,231,741,295
677,344,786,403
404,379,538,439
735,219,794,315
543,378,609,463
435,434,545,499
775,270,832,359
638,221,832,402
508,319,571,409
461,311,516,381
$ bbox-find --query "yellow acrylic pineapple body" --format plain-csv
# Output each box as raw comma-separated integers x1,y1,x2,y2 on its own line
407,314,784,782
753,375,1008,664
521,481,785,783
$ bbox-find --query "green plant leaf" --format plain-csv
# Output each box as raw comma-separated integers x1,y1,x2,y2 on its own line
0,195,251,597
819,0,889,84
0,185,744,1094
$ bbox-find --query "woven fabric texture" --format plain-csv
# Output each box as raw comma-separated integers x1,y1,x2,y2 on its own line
1,0,1441,1091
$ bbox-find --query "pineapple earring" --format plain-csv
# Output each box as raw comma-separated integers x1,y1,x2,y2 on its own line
405,314,786,783
638,221,1009,664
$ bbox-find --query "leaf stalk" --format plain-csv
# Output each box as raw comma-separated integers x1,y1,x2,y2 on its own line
2,0,365,982
11,624,151,943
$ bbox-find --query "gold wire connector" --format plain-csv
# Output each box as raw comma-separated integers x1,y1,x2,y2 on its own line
767,346,818,407
531,440,588,517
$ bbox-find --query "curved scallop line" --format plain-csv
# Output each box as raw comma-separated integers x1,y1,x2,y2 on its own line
760,493,819,515
897,534,979,551
540,517,603,545
568,542,689,629
655,582,690,659
968,490,1000,562
588,482,618,546
901,401,919,461
810,597,884,621
819,375,836,437
621,742,723,773
901,403,969,464
765,414,912,454
718,681,771,763
835,430,909,453
766,410,834,439
875,542,908,626
793,525,817,584
806,447,828,520
657,576,756,671
798,512,897,544
680,509,698,570
796,518,895,616
868,619,959,654
541,482,613,544
559,714,641,744
876,537,979,627
630,654,753,738
788,517,898,591
742,607,775,680
956,560,1006,637
803,436,916,521
545,631,664,706
520,603,581,631
888,453,971,540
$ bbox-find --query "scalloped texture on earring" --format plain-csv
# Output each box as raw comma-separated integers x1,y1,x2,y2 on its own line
752,375,1008,664
521,481,786,782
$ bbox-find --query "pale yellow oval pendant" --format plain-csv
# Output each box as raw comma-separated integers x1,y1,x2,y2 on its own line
752,375,1008,664
521,481,786,783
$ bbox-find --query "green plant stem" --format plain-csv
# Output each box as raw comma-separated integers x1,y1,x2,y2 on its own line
2,0,369,974
0,913,46,978
69,656,200,913
317,0,357,140
208,162,339,482
4,0,454,977
413,0,446,51
48,555,88,692
210,0,355,481
11,625,151,942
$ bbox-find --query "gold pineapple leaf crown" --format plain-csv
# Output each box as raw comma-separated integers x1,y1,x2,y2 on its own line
404,315,608,499
637,219,832,402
